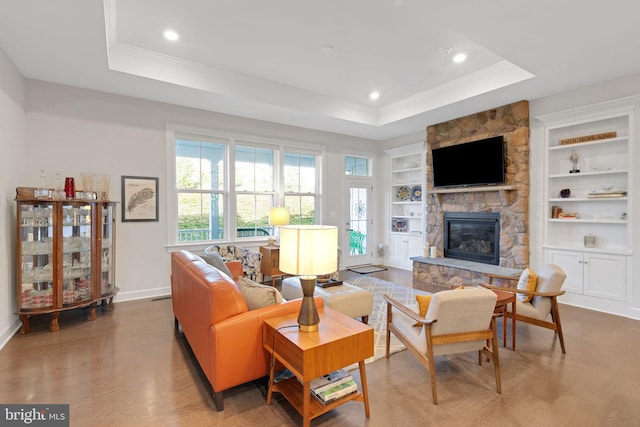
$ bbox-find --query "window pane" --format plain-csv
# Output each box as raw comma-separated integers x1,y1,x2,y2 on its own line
285,195,316,225
177,193,224,241
345,155,368,177
236,194,272,237
235,146,274,192
285,152,316,193
355,157,368,176
176,139,225,190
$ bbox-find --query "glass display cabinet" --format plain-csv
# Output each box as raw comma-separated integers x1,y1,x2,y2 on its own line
15,187,118,333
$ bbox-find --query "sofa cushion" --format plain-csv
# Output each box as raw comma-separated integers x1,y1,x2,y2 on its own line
201,251,233,278
414,294,433,326
516,268,537,303
238,277,283,310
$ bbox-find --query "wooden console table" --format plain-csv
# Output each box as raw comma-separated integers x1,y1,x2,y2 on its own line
263,306,374,427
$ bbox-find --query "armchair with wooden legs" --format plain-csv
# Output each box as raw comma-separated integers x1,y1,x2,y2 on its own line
384,287,501,405
480,264,567,353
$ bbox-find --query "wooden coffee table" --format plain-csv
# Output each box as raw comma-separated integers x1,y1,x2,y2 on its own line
492,289,517,350
263,306,374,427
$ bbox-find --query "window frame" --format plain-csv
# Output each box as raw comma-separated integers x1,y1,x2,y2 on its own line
166,124,325,250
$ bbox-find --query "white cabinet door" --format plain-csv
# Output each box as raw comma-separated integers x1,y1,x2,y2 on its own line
407,237,423,263
389,234,408,269
389,234,421,270
547,249,584,294
547,248,627,301
584,253,626,301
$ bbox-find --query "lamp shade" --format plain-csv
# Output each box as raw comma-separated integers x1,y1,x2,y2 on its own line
279,225,338,276
268,207,290,226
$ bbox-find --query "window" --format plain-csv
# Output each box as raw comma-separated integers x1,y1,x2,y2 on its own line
345,156,369,176
284,152,317,225
235,145,275,238
170,129,322,244
175,138,226,242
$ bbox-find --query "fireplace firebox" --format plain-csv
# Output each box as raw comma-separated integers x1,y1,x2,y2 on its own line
444,212,500,265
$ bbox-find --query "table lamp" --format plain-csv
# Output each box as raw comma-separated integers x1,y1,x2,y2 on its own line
267,206,290,246
279,225,338,332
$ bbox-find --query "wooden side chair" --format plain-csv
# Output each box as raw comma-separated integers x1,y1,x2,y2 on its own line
480,264,567,353
384,287,501,404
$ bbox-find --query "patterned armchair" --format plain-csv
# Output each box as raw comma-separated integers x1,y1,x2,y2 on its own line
204,245,263,283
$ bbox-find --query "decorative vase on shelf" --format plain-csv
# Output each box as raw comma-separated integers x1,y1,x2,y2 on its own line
569,149,580,173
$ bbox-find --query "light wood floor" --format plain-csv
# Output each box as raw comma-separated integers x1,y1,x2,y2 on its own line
1,267,638,426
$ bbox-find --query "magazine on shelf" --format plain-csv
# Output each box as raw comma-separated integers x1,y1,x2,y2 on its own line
313,379,358,404
306,369,352,394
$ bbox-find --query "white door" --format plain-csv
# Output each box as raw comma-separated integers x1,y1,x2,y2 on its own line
345,183,371,266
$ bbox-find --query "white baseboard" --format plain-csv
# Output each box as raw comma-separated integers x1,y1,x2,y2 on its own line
0,318,22,351
114,286,171,303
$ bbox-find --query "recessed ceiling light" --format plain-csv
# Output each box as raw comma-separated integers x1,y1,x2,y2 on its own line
163,30,180,41
453,53,467,63
369,91,380,100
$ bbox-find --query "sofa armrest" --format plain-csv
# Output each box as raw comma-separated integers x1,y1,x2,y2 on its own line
224,260,243,281
208,297,324,392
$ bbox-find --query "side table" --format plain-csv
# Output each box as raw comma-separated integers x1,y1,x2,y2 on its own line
492,289,517,350
263,306,374,427
260,245,284,285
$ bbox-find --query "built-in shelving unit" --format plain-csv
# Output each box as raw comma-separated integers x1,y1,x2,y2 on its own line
537,96,639,312
385,142,425,270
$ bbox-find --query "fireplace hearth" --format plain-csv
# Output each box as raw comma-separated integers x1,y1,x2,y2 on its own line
444,212,500,265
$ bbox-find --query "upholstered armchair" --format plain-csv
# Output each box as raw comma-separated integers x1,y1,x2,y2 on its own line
204,245,263,282
384,287,501,404
481,264,567,353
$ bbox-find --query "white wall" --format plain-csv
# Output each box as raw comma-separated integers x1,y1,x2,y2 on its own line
0,48,27,346
23,80,379,303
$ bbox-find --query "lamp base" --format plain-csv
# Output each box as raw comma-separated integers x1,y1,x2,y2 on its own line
299,324,319,332
297,276,320,332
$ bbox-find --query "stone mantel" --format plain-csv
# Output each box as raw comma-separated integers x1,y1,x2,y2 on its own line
430,185,516,194
411,256,521,278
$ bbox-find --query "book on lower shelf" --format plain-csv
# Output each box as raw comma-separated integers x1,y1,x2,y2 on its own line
313,379,358,405
307,369,352,394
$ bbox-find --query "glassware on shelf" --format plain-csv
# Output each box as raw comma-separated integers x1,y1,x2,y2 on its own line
81,172,95,199
35,170,51,199
64,177,75,199
52,173,66,200
94,174,111,200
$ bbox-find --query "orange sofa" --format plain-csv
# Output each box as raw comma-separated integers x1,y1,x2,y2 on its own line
170,250,320,411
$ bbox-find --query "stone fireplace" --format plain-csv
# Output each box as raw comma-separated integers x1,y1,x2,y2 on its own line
413,100,530,292
444,212,500,265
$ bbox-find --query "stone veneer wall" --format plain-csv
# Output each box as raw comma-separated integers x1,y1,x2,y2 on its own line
414,100,530,292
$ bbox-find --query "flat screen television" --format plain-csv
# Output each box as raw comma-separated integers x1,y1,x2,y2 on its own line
431,136,505,188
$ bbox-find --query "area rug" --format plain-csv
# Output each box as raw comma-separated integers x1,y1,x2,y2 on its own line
347,265,388,274
343,276,430,368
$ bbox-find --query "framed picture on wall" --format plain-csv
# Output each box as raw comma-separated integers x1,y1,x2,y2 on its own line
121,176,159,222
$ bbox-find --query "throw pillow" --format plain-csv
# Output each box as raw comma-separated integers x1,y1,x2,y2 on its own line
201,252,233,278
516,268,537,303
237,277,283,310
413,294,432,326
